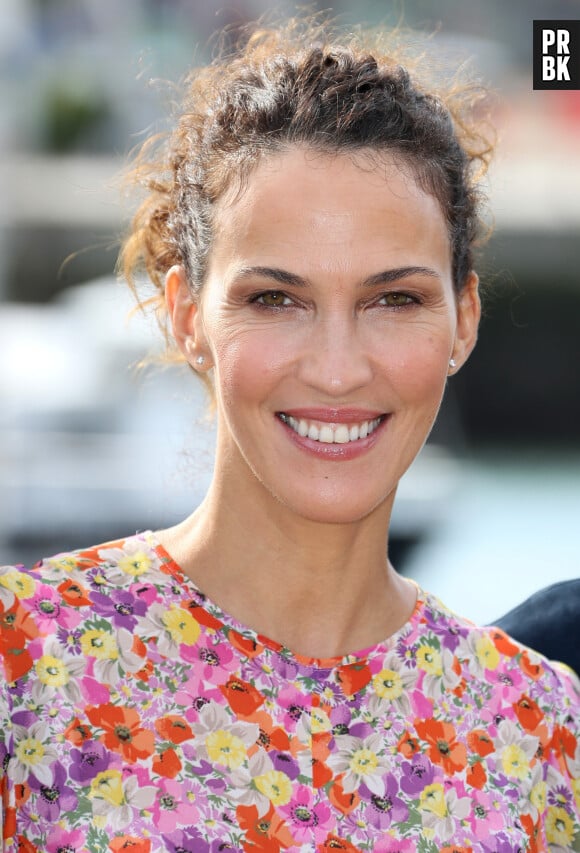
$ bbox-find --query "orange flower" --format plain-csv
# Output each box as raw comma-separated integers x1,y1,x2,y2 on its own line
0,601,38,681
237,802,294,851
520,651,543,680
513,694,544,732
246,710,290,753
397,731,420,758
57,578,92,606
229,630,265,659
64,717,92,745
317,835,362,852
415,719,467,774
220,676,265,716
549,724,577,763
152,747,182,779
155,715,193,744
489,628,520,658
109,838,151,853
467,729,494,758
440,847,473,853
86,704,155,763
336,662,372,697
312,731,333,788
186,601,223,632
328,776,360,815
520,813,539,853
17,839,38,853
133,659,154,683
466,761,487,790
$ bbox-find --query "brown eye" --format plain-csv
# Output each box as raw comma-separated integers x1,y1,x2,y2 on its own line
378,292,414,307
255,291,291,307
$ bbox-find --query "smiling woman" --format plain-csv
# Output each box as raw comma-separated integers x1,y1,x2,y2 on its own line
1,16,579,853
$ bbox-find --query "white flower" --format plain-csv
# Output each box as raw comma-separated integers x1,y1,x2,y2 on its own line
421,647,461,700
370,652,418,715
493,718,539,787
10,722,59,785
98,541,157,585
31,637,86,704
326,732,389,794
190,702,259,771
421,784,471,842
90,769,156,830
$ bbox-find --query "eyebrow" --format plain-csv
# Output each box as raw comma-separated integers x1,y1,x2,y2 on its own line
234,265,440,288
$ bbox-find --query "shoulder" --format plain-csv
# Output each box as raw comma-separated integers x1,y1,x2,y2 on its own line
419,587,580,720
0,531,174,686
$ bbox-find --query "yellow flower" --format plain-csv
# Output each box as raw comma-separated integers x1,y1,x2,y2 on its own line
416,645,442,676
90,770,125,807
501,744,529,780
35,656,69,688
530,781,547,813
572,777,580,810
373,669,403,700
118,551,151,577
162,606,200,646
475,635,500,671
80,630,118,661
310,707,331,734
205,730,247,769
254,771,292,806
420,783,447,818
48,556,78,572
546,806,575,846
349,748,379,776
15,738,45,768
0,570,35,599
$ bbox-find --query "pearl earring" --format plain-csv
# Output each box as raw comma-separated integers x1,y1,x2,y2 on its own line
195,355,205,366
449,358,457,369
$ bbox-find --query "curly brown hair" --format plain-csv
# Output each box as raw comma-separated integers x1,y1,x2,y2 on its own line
120,18,494,365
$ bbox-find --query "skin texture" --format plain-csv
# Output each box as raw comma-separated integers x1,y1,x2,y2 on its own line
159,147,480,658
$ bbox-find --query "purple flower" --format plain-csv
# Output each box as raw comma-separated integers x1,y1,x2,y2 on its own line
90,588,147,629
481,834,521,853
57,625,83,654
400,755,435,796
271,750,300,780
69,740,111,783
360,774,409,829
438,622,466,652
162,828,210,852
547,784,574,810
28,761,77,821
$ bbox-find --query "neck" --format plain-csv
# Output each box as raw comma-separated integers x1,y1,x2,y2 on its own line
158,477,416,659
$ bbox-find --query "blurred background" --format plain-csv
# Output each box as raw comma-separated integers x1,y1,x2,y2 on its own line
1,0,579,624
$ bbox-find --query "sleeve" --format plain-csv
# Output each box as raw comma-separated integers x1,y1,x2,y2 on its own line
542,665,580,851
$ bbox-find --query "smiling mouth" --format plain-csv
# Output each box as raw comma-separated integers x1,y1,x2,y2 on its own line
277,413,385,444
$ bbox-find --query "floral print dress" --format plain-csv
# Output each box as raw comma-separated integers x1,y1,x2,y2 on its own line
0,532,579,852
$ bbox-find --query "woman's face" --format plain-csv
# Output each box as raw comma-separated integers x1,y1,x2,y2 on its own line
170,147,479,525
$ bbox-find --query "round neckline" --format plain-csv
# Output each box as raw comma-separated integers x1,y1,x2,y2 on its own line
144,529,426,672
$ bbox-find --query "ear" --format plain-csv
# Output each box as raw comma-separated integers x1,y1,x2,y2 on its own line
450,271,480,373
165,265,210,369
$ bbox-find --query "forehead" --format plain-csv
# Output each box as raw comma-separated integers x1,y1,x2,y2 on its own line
209,147,452,276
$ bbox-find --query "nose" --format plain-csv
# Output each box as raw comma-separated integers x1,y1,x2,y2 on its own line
296,314,374,397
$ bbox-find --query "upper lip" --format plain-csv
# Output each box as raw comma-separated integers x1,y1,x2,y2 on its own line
278,407,386,424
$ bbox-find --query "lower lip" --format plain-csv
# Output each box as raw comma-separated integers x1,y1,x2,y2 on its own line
277,416,389,461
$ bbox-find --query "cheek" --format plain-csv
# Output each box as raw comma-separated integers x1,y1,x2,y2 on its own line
382,333,451,403
211,326,295,406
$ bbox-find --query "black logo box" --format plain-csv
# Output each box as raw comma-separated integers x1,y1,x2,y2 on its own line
533,20,580,89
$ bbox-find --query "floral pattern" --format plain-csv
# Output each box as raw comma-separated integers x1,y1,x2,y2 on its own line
1,531,579,852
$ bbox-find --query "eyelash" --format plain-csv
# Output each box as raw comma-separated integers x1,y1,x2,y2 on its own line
250,289,419,311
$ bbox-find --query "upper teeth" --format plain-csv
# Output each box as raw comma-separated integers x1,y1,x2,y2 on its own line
279,414,382,443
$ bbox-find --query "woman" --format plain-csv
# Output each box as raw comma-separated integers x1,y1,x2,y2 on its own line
1,22,579,852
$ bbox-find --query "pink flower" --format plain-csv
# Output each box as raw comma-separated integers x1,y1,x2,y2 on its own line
152,778,200,831
279,784,332,843
469,789,504,839
46,828,85,852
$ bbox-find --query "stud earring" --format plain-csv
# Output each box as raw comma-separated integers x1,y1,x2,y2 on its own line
195,355,205,366
449,358,457,369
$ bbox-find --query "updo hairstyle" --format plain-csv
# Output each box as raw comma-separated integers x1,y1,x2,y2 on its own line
120,18,493,365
